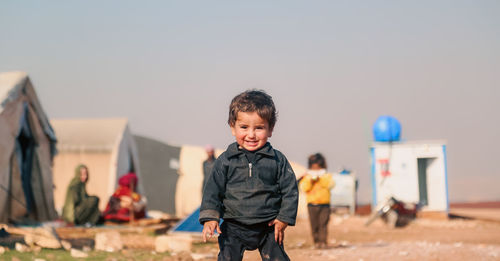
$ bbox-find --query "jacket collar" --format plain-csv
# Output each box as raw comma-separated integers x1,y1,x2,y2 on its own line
226,142,275,158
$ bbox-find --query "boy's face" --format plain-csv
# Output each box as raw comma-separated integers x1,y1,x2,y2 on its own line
231,111,273,151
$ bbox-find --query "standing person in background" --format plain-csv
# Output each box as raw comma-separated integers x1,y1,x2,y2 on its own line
62,164,101,226
202,144,216,192
299,153,335,249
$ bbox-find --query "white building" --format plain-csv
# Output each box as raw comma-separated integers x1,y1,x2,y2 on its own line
370,141,449,213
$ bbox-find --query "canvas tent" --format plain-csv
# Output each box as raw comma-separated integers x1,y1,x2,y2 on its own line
134,135,181,215
51,118,142,211
0,71,58,223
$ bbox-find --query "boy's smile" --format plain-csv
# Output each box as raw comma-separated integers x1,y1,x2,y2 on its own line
231,111,273,151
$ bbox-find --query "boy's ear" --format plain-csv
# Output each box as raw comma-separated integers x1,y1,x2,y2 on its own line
268,127,273,138
230,125,236,137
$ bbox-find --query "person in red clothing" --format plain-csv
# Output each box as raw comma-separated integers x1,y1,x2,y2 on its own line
103,172,147,222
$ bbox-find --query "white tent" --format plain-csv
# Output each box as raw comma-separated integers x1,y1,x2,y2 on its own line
0,71,58,223
51,118,141,211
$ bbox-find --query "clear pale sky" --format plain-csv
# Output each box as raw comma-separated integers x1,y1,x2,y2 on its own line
1,1,499,203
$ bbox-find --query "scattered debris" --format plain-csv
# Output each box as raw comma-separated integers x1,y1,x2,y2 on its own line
155,234,193,253
95,231,123,252
365,197,419,228
7,226,62,249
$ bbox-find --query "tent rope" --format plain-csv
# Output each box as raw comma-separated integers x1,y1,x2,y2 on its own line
0,184,28,209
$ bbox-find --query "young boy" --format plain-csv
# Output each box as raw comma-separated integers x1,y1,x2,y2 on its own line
199,90,299,261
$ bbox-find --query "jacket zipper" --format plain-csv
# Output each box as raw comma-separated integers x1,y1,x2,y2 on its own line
249,163,253,177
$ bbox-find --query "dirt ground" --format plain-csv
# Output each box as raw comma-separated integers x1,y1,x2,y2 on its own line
2,212,500,261
155,212,500,261
253,215,500,261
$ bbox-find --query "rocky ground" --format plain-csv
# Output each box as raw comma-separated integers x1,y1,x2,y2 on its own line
1,212,500,260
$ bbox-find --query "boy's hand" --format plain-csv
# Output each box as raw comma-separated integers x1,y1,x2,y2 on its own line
268,219,288,245
202,220,221,242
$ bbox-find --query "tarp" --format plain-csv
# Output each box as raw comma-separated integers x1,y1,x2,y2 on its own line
170,207,204,233
0,71,58,223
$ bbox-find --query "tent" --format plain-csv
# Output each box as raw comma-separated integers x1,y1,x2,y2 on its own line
134,135,181,215
51,118,142,211
0,71,58,223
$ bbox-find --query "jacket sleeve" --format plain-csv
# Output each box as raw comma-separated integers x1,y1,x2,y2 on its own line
276,155,299,226
199,157,226,224
327,174,335,189
299,175,313,192
319,174,335,189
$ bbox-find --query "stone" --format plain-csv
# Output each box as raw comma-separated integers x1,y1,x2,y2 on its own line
95,231,123,252
15,242,30,252
155,234,193,253
71,248,89,258
190,253,215,260
61,240,72,251
23,227,62,249
0,246,5,255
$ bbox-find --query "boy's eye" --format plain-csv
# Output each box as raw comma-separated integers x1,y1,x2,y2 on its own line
240,125,248,129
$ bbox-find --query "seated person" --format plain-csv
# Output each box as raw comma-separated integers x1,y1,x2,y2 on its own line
62,164,101,226
103,172,146,222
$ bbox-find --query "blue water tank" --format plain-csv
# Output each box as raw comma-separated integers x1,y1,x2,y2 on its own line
373,115,402,142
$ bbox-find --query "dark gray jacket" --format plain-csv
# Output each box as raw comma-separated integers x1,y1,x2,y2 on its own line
199,142,299,226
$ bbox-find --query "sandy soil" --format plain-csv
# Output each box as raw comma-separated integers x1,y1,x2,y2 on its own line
235,215,500,261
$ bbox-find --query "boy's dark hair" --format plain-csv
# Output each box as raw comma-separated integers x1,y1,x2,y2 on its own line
228,89,277,130
308,153,327,169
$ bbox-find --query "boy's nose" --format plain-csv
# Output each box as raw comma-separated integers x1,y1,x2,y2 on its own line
248,130,256,138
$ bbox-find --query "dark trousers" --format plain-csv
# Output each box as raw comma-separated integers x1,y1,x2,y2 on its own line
307,204,330,244
218,220,290,261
